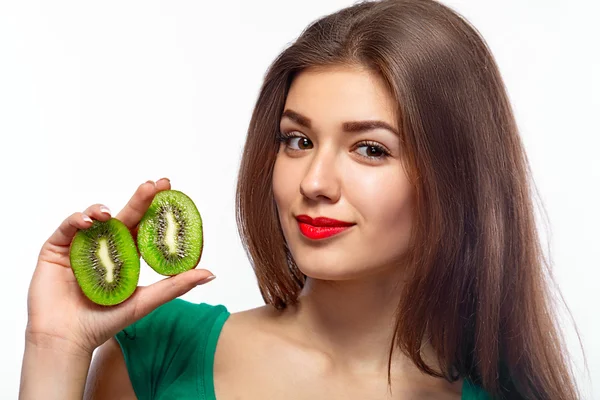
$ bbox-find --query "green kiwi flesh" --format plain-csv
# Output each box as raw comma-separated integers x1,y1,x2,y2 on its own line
137,190,203,276
69,218,140,306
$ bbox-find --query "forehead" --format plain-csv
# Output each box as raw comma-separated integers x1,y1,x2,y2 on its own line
282,65,398,127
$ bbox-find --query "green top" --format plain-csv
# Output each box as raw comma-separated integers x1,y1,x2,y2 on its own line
115,299,490,399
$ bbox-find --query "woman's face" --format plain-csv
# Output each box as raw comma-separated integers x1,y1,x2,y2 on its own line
273,65,414,281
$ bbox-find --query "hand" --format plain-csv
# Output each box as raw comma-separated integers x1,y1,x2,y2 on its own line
25,178,215,356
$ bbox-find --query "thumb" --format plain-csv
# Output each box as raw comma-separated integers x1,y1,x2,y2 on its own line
118,269,215,325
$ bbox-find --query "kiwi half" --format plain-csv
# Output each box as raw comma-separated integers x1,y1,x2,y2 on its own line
69,218,140,306
137,190,203,276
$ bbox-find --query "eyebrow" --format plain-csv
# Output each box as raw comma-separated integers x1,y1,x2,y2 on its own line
280,109,399,136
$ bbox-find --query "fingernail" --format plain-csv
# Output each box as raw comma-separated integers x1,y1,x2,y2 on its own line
82,214,93,223
146,180,156,188
159,177,170,183
100,206,111,215
196,275,216,286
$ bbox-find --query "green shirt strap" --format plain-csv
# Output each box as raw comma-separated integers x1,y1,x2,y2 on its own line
114,298,229,399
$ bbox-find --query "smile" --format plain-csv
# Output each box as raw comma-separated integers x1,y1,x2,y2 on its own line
295,215,355,240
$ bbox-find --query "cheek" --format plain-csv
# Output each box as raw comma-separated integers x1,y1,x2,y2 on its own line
273,155,305,248
346,165,414,240
272,155,298,217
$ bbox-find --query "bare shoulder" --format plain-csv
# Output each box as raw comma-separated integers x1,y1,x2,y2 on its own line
216,303,285,354
215,304,323,399
416,382,463,399
213,306,463,400
84,337,136,400
223,303,289,334
229,303,283,320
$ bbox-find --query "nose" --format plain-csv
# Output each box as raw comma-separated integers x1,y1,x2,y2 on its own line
299,148,341,203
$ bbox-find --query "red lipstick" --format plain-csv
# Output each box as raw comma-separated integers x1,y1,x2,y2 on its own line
295,215,355,240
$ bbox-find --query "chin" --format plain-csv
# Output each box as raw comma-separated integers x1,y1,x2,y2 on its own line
290,247,407,283
292,254,371,282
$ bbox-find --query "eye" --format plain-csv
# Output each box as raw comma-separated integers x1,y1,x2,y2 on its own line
289,137,313,150
353,141,391,161
277,131,313,150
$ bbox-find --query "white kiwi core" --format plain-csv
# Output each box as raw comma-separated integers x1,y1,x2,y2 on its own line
97,238,116,283
164,211,179,255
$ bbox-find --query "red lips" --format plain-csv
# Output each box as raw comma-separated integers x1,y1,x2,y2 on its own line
295,215,355,240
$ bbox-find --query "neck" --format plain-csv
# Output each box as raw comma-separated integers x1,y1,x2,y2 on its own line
287,268,410,373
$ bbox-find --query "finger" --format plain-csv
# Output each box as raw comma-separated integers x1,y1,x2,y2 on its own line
155,177,171,192
120,269,215,324
115,181,157,230
82,204,112,222
47,212,94,247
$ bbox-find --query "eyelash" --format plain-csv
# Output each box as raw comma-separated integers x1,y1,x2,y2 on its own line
276,131,392,161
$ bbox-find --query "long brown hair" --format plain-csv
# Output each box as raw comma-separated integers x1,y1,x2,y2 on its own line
235,0,580,398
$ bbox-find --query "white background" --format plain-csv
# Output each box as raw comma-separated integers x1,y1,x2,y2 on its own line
1,0,598,398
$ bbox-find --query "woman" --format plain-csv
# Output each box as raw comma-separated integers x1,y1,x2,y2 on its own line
20,0,580,399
